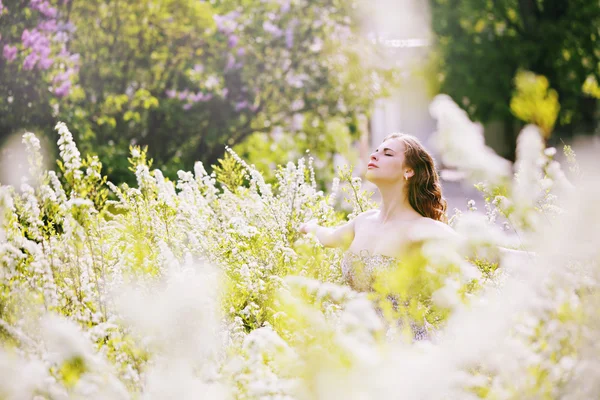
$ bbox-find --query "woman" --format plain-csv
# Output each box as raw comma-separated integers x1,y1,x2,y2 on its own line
299,132,454,274
299,132,454,340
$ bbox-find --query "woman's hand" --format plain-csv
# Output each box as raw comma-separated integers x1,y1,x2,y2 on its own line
298,217,356,249
298,219,319,235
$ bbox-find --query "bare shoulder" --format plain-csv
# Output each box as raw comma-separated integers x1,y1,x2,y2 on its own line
352,209,379,223
409,217,459,241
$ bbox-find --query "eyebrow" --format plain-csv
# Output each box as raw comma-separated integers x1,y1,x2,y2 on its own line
376,147,396,153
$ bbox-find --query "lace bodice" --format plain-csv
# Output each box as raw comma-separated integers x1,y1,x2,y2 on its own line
341,250,398,292
341,250,434,342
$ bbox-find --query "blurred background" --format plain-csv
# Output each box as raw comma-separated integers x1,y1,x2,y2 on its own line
1,0,598,210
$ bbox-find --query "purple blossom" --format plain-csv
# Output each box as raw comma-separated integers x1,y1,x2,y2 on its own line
38,19,58,32
23,53,40,70
178,90,189,101
236,47,246,57
228,34,239,48
280,0,290,13
54,80,71,97
222,88,229,98
183,103,193,110
68,53,80,64
285,27,294,49
188,92,211,102
235,100,248,111
21,29,35,47
192,64,204,73
3,45,18,62
21,28,54,70
166,89,177,98
263,21,282,37
213,12,239,35
285,19,298,49
38,3,57,18
53,71,70,83
39,56,53,69
53,31,69,43
57,21,76,33
225,54,236,71
30,0,57,18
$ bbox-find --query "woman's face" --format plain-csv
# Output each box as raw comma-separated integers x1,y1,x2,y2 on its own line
365,138,409,184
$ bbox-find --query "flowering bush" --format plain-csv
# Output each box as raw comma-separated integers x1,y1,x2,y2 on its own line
1,95,599,399
1,0,397,185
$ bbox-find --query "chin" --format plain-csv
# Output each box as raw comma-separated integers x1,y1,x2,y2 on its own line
364,170,377,182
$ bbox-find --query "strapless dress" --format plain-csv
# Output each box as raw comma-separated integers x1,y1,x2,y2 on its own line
340,250,434,342
341,250,398,292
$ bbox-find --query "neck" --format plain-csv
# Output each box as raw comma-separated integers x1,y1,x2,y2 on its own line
376,181,419,223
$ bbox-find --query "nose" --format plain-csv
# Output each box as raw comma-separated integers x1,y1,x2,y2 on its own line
370,152,378,161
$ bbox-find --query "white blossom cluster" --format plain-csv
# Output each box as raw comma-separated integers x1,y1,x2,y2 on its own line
0,98,598,399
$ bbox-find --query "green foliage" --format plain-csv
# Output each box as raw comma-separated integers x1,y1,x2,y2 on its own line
430,0,600,149
1,0,399,186
510,70,560,138
213,151,247,194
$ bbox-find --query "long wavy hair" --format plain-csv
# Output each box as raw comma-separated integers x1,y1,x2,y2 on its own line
384,133,448,223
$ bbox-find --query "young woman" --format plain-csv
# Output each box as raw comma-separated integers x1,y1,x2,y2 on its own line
298,132,454,340
299,132,455,281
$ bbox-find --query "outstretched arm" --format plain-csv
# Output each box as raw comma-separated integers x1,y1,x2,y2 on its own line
298,218,356,249
498,246,536,261
425,219,536,263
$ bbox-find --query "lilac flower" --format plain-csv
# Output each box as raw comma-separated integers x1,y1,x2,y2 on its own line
3,45,17,62
37,2,57,18
285,19,298,49
225,54,233,69
192,64,204,74
263,21,282,37
183,103,193,110
285,27,294,49
222,88,229,98
21,29,35,47
237,47,246,57
54,80,71,97
52,71,70,84
189,92,209,102
178,90,189,101
23,53,39,70
166,89,177,98
32,39,51,57
38,19,58,32
213,12,239,35
58,21,76,33
38,56,53,69
235,100,248,111
68,53,80,64
53,31,69,43
30,0,57,18
228,34,239,48
280,0,290,13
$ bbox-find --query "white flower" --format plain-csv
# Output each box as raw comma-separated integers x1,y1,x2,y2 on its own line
429,95,512,185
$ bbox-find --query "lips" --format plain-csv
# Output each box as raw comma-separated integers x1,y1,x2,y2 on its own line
367,163,378,168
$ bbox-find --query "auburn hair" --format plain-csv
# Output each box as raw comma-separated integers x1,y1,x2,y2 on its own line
383,133,448,223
